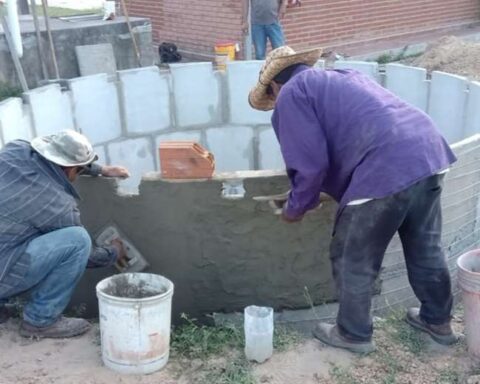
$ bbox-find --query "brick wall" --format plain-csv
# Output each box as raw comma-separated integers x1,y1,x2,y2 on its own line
126,0,479,57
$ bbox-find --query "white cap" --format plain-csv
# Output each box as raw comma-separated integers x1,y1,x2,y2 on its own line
31,130,97,167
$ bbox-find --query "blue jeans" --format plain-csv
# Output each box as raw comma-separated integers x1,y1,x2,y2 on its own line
331,174,452,342
251,22,285,60
0,227,91,327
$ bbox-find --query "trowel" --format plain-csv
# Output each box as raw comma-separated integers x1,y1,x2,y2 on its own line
95,224,149,273
252,192,289,215
253,191,330,215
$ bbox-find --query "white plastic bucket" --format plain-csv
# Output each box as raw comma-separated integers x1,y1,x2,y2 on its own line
244,305,274,363
96,273,174,374
457,249,480,359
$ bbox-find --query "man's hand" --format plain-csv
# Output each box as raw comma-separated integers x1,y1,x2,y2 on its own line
110,238,129,269
242,21,249,34
281,211,304,223
101,165,130,179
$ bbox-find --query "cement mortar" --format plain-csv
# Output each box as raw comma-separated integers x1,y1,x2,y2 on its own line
72,175,337,322
102,275,164,299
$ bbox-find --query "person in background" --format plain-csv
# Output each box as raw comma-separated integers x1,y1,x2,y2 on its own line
248,46,461,354
0,130,130,338
242,0,287,60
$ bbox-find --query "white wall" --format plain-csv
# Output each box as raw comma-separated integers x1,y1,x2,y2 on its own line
1,62,480,193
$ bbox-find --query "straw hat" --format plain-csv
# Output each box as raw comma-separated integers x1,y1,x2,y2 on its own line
31,130,97,167
248,46,322,111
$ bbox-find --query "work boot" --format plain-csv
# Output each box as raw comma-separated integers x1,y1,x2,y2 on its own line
405,307,461,346
19,316,91,339
313,322,376,354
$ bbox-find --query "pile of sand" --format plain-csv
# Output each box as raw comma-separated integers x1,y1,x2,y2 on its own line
411,36,480,80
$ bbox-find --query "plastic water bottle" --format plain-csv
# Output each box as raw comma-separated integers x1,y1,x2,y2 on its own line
244,306,274,363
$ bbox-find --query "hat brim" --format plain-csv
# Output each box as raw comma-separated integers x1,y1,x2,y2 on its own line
249,48,323,111
31,137,97,167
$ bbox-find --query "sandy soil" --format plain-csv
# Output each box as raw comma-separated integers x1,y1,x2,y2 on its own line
253,340,352,384
0,319,177,384
408,36,480,80
0,318,354,384
1,309,478,384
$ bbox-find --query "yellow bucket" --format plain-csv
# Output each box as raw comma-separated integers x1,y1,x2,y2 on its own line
215,41,236,70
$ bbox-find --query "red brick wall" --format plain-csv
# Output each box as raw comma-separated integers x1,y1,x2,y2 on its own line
127,0,243,56
127,0,479,57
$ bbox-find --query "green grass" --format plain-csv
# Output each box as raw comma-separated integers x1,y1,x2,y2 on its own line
435,368,461,384
381,311,427,355
330,365,359,384
0,81,22,102
375,51,423,64
273,325,303,352
171,314,302,384
171,314,243,359
203,357,256,384
376,349,403,384
171,313,302,359
34,6,101,17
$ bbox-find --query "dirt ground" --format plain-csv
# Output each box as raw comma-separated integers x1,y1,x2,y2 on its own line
407,36,480,80
0,307,479,384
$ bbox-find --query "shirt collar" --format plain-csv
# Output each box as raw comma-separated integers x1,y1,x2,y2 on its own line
38,154,82,200
290,64,312,78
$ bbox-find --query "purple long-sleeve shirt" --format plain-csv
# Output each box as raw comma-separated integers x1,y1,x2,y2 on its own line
272,65,457,219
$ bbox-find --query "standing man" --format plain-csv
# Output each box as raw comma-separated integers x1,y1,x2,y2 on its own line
0,130,130,338
242,0,287,60
249,46,460,353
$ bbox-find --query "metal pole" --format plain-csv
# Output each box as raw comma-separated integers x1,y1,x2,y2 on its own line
243,0,252,60
41,0,59,79
120,0,142,67
0,10,28,91
30,0,48,80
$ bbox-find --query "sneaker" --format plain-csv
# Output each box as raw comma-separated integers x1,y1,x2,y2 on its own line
405,307,461,346
19,316,91,339
313,322,376,354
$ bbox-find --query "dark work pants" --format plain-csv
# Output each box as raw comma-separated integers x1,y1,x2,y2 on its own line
330,174,453,342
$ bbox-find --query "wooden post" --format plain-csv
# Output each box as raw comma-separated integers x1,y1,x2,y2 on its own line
119,0,142,67
41,0,60,79
30,0,48,80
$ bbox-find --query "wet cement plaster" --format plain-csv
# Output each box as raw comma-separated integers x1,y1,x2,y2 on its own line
71,173,337,322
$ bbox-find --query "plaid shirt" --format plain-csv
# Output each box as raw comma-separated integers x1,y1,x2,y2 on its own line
0,140,116,294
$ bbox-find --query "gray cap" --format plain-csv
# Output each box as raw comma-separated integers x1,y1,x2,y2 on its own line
31,130,97,167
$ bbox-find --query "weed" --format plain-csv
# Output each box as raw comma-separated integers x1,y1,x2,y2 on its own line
376,349,402,384
273,326,303,352
375,50,422,64
435,367,460,384
377,54,394,64
381,311,426,354
0,82,22,102
303,286,321,320
330,364,359,384
171,314,243,359
202,357,255,384
435,368,460,384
